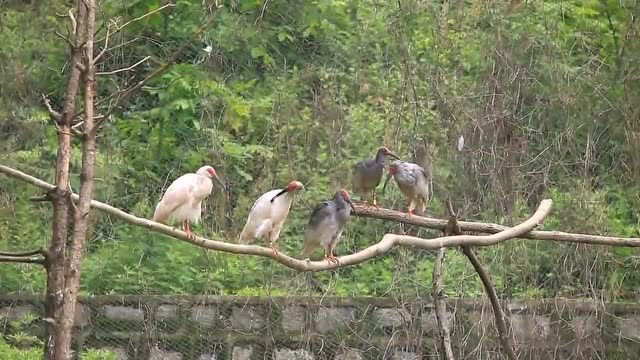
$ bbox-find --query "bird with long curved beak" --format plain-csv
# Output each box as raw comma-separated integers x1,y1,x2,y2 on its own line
153,165,225,240
383,160,432,216
239,181,305,255
302,190,356,264
352,146,400,207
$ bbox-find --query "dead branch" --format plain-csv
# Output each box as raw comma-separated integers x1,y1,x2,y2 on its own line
101,3,175,40
0,248,44,257
96,56,149,75
93,9,216,129
0,165,553,272
54,30,75,48
94,25,110,63
41,95,62,122
0,255,45,265
353,204,640,247
462,246,517,360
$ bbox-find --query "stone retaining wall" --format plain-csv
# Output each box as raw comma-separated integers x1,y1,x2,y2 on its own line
0,295,638,359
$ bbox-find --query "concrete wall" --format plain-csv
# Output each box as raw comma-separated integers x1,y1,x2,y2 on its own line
0,295,638,359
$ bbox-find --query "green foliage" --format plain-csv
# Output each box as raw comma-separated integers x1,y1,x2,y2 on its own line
1,0,639,301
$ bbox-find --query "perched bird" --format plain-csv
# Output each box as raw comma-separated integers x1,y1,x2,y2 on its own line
153,165,224,239
352,147,400,207
383,160,432,216
302,190,356,264
238,181,305,254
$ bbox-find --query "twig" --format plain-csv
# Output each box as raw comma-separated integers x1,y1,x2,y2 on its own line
254,0,270,25
94,25,110,63
0,164,554,272
69,9,77,38
41,94,62,122
54,30,75,48
94,9,217,128
100,3,175,41
96,56,149,75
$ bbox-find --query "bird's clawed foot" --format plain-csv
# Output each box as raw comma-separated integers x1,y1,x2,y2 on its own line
405,209,415,217
269,242,279,256
182,221,197,240
325,255,339,264
184,230,197,240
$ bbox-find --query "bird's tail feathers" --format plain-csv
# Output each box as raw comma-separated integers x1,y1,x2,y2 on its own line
238,225,254,244
152,201,170,224
301,240,315,259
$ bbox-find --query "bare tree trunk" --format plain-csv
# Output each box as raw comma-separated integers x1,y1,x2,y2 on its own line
51,1,97,358
44,1,87,358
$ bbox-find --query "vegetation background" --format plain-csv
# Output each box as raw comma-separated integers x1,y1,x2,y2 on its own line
1,0,639,303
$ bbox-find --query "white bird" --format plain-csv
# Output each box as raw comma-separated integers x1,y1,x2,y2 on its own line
457,135,465,152
153,165,224,239
239,181,305,254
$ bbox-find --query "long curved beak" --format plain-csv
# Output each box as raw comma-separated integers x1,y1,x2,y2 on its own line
382,173,393,193
214,174,226,191
270,188,288,203
346,197,356,213
387,151,400,160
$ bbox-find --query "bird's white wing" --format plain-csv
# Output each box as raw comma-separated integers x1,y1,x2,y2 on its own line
153,173,198,223
239,189,281,243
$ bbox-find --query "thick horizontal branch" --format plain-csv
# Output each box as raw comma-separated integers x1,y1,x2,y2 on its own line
1,165,554,272
0,248,44,257
0,255,45,265
353,204,640,247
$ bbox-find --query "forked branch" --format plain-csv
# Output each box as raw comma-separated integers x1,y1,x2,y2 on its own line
354,204,640,246
1,165,552,272
0,249,46,265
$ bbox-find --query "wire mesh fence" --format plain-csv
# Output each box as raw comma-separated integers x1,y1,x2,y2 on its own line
1,294,639,359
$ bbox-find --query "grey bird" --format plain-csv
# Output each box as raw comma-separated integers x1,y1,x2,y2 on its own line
352,147,400,207
383,160,432,216
302,190,356,264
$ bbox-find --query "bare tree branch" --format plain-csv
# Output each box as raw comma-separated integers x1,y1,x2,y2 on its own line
3,164,640,249
96,56,149,75
54,30,75,48
0,255,45,265
462,246,517,360
99,3,175,41
93,25,110,63
0,248,44,257
41,94,62,122
0,165,555,272
95,21,211,128
354,204,640,246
